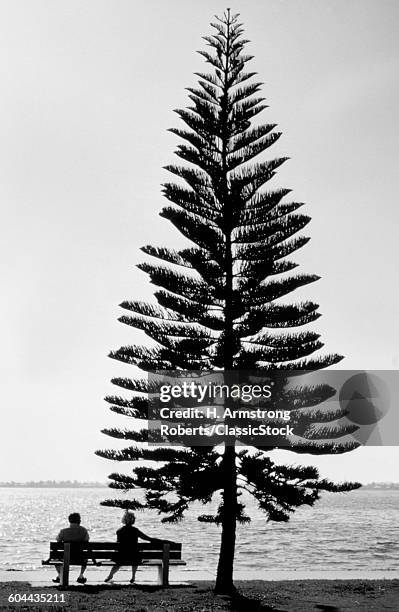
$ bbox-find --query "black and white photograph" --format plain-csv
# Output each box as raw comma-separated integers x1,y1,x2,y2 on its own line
1,1,398,610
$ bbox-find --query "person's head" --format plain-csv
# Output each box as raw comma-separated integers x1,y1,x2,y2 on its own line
122,510,136,526
68,512,81,525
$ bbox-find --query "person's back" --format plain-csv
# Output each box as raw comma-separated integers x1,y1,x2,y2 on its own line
58,524,89,543
117,525,138,545
116,525,139,559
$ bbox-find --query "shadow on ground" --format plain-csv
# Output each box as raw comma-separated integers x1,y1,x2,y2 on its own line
231,588,342,612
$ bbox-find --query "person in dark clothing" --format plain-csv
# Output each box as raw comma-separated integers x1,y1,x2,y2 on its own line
53,512,91,584
104,511,161,584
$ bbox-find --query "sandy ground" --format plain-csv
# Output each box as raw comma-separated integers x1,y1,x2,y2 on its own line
0,579,398,611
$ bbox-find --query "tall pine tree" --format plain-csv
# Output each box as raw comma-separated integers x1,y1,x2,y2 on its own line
96,10,360,594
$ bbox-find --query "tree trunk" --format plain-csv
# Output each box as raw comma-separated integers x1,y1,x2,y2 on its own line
215,443,237,594
215,221,237,594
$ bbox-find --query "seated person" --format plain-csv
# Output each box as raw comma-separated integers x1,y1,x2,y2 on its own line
104,510,164,584
54,512,93,584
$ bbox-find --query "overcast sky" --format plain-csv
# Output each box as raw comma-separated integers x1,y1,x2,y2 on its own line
0,0,398,483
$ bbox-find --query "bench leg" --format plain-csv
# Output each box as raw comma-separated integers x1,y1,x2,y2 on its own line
61,543,70,587
161,543,170,587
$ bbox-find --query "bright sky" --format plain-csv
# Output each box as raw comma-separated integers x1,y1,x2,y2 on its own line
0,0,398,483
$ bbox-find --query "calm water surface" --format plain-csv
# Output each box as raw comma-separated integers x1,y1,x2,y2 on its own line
0,488,398,573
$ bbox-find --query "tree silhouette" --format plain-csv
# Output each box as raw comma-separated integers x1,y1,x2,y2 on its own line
96,9,360,594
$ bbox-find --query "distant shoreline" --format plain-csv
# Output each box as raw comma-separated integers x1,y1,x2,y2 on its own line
0,481,107,488
1,481,399,489
362,483,399,490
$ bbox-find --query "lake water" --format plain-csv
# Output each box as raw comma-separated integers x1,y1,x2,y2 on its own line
0,488,398,574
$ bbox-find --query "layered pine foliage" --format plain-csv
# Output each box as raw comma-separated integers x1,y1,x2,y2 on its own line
96,10,360,527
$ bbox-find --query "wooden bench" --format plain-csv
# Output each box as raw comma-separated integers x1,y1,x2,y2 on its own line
42,541,185,587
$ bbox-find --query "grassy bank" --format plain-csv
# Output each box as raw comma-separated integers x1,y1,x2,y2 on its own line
1,579,398,611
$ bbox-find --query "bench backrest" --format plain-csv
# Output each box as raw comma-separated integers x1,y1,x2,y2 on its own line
49,541,182,561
